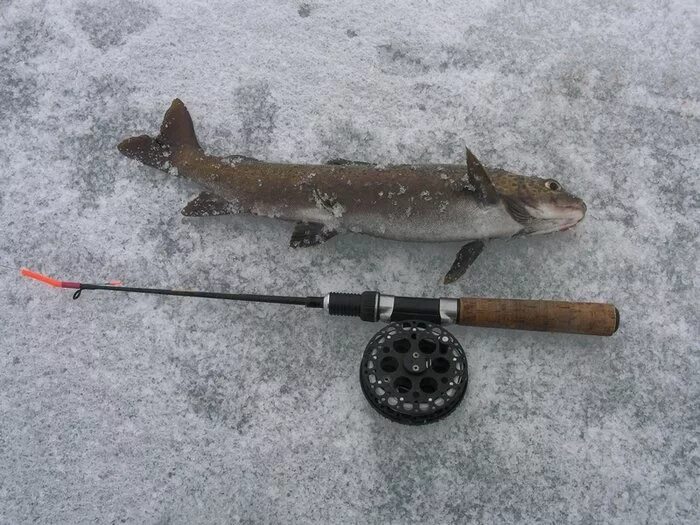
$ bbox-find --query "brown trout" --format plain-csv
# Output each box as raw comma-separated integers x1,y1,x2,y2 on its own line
118,99,586,283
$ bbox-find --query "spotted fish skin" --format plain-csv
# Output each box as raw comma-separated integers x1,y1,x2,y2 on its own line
118,99,587,281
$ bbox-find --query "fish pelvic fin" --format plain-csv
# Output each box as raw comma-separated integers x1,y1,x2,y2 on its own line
118,99,201,170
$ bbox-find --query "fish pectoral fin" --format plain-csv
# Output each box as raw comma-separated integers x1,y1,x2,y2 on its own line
464,148,500,205
290,222,337,248
502,195,533,226
182,192,238,217
443,240,485,284
326,158,373,166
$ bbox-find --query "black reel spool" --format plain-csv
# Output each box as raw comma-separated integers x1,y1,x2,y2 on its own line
360,320,468,425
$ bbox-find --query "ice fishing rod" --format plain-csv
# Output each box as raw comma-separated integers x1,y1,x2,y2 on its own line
21,268,619,336
21,267,619,425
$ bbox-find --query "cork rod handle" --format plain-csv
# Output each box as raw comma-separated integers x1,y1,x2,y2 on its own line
457,298,619,336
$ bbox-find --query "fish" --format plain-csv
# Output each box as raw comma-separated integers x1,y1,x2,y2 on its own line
118,99,587,283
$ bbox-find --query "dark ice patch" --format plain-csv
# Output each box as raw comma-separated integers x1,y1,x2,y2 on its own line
558,68,587,99
65,74,138,205
0,71,37,121
179,361,227,421
318,119,375,161
298,3,311,17
75,0,159,50
436,44,484,71
0,16,54,120
4,16,54,60
377,43,430,75
173,357,258,432
233,82,279,155
154,514,172,525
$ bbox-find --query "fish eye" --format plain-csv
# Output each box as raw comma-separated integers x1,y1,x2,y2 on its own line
545,179,561,191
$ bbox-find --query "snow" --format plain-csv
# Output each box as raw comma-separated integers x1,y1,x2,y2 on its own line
1,0,698,523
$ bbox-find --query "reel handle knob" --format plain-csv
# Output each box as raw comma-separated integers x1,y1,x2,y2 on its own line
457,298,619,336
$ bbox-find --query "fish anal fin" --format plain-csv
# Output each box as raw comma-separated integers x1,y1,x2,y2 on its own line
182,192,238,217
290,222,337,248
443,240,485,284
465,148,499,205
326,158,373,166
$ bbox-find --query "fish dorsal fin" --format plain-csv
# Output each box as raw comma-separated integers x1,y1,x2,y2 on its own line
290,222,337,248
464,148,500,205
181,192,238,216
326,158,373,166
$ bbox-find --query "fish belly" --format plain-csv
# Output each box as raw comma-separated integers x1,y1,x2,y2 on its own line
340,201,523,242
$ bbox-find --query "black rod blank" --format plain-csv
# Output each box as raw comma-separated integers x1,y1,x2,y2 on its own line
77,283,324,308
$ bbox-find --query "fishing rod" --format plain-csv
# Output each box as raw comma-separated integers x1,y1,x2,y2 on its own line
21,267,619,424
20,268,619,335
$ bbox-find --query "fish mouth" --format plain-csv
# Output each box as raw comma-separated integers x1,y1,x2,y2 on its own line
558,220,582,232
524,201,586,234
556,203,586,231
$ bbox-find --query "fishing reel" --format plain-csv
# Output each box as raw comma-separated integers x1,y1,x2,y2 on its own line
360,320,468,425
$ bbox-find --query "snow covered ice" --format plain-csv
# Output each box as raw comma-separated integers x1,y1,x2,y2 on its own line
1,1,698,523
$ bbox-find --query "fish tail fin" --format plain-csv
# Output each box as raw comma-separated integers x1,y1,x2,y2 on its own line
118,98,201,171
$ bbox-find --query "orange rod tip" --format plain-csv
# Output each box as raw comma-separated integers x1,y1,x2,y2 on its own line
20,268,63,287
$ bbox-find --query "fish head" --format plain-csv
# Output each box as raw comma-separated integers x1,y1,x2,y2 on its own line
490,169,587,234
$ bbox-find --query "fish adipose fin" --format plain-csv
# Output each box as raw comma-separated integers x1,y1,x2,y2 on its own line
290,222,337,248
464,148,499,205
326,158,373,166
182,192,238,217
118,98,202,170
443,240,485,284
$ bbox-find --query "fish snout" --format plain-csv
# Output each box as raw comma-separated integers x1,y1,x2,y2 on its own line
567,198,587,220
558,200,587,231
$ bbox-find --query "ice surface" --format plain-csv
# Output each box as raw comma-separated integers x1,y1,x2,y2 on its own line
1,0,698,523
